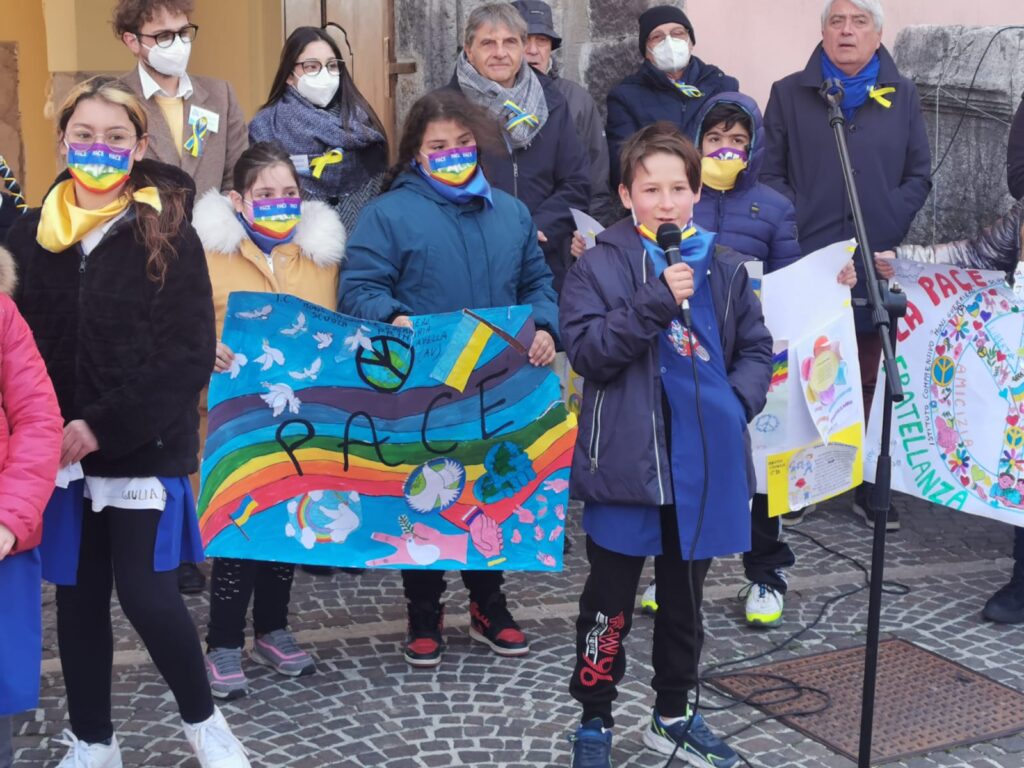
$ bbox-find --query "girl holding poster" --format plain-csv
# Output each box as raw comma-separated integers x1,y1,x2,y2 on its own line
339,89,559,669
194,141,345,698
4,77,250,767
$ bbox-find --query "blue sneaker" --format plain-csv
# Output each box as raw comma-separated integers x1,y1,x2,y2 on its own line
642,708,738,767
569,718,612,768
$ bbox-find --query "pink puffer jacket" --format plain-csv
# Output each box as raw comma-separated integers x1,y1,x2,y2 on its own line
0,245,62,553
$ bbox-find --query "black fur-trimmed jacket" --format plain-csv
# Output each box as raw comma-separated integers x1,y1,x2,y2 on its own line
4,160,215,477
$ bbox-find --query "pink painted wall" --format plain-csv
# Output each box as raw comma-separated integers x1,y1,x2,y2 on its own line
685,0,1023,110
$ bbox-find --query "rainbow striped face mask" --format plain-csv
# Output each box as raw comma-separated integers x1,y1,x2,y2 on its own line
420,146,479,187
64,141,135,193
246,196,302,241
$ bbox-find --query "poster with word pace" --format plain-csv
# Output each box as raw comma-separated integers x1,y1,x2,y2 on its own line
866,262,1024,527
198,292,576,570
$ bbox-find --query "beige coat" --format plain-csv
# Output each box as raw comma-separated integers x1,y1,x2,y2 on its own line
121,68,249,196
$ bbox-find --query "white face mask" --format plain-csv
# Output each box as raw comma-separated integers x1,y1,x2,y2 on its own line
144,36,192,78
296,69,340,108
649,37,691,73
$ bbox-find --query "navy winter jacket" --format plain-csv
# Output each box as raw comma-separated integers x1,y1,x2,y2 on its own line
445,72,590,293
693,92,801,273
761,44,931,327
606,58,739,188
559,218,772,506
338,171,559,342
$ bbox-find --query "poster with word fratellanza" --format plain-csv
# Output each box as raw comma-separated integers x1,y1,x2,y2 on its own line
866,262,1024,527
198,293,577,570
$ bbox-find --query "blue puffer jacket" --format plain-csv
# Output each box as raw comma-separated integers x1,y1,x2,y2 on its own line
560,218,772,506
693,92,801,274
338,170,559,341
606,58,739,188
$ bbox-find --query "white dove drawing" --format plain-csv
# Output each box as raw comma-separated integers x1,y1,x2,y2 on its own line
313,331,333,350
226,352,248,379
254,339,285,371
281,312,308,337
235,304,273,320
260,382,301,417
406,459,464,514
322,499,360,542
343,325,374,353
289,357,323,382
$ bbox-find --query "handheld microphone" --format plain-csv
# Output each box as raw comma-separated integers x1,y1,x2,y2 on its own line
656,223,692,324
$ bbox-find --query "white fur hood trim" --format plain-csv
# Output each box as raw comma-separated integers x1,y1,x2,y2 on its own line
192,190,346,268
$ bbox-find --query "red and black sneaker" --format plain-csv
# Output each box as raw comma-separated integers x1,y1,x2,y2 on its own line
469,593,530,657
403,602,445,668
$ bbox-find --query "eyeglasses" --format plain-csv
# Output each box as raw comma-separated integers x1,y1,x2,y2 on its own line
134,24,199,48
295,58,344,76
647,28,689,46
65,130,139,150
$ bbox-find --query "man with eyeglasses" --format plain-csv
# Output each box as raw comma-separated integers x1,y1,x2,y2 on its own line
115,0,248,200
605,5,738,188
114,0,248,595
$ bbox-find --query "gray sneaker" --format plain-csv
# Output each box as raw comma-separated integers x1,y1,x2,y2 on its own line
250,629,316,677
205,648,249,700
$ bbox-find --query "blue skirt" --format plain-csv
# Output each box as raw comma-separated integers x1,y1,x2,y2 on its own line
39,477,205,586
0,549,42,715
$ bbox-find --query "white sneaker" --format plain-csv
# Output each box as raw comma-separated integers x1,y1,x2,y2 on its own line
53,730,123,768
743,583,784,627
182,707,251,768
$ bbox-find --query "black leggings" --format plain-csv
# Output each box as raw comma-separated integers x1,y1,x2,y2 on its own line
570,505,711,728
56,505,213,743
206,558,295,649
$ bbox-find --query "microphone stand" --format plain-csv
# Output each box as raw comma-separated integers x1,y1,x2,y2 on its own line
820,79,908,768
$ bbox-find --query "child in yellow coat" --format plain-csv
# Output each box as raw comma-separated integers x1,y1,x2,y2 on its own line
192,141,345,700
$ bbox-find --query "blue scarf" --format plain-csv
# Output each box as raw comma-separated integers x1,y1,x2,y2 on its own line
821,51,880,121
237,212,296,255
638,223,715,294
414,162,494,208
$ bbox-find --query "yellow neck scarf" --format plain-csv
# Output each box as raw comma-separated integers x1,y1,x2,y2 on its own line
36,179,162,253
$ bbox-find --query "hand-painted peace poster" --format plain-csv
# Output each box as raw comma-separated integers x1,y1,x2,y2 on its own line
198,292,577,570
752,241,864,516
865,262,1024,527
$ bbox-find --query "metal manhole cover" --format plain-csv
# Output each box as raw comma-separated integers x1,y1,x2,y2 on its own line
709,638,1024,764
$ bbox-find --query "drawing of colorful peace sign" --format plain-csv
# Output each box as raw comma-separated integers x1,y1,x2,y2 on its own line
355,335,415,392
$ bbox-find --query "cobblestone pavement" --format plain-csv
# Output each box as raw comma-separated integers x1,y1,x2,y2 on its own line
12,491,1024,767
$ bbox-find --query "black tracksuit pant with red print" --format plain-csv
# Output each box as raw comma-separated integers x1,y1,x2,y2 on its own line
569,504,711,728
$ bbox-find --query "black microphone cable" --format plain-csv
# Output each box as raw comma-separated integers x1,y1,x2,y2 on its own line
658,289,713,768
928,25,1024,178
